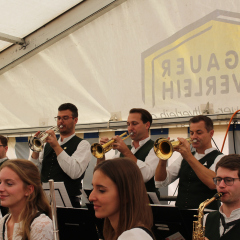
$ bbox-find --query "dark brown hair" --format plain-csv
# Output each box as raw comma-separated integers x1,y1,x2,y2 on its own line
0,135,8,146
216,154,240,178
189,115,213,132
0,159,52,240
94,158,154,240
129,108,152,127
58,103,78,118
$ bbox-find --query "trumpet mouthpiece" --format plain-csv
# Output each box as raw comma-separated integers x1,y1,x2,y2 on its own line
129,132,134,136
192,139,197,143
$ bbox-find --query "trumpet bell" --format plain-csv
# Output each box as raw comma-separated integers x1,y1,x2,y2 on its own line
28,137,45,152
154,138,173,160
154,137,192,160
28,126,61,153
91,143,105,159
91,132,132,158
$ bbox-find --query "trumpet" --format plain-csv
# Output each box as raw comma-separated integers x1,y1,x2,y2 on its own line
154,137,195,160
91,132,133,158
28,125,63,152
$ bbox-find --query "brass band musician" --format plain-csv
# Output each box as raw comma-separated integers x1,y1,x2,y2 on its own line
155,115,223,209
30,103,91,208
204,154,240,240
97,108,160,198
0,135,8,167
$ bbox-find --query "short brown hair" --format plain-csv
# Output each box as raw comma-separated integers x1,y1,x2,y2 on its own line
189,115,213,132
94,158,154,240
58,103,78,118
0,135,8,146
216,154,240,178
129,108,152,127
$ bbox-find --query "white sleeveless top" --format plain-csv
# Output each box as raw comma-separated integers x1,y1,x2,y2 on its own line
0,213,53,240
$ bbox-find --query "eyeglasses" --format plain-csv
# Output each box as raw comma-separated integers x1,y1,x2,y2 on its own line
54,116,75,121
0,145,6,147
213,177,240,186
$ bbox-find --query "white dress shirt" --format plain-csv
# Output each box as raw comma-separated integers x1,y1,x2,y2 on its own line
30,133,91,179
0,157,8,165
117,228,153,240
155,147,223,188
110,137,159,182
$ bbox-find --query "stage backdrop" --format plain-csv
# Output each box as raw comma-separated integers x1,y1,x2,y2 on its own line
0,0,240,132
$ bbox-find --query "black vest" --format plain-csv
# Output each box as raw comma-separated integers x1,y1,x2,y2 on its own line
0,159,7,167
120,139,157,193
41,135,84,197
205,211,240,240
176,150,222,210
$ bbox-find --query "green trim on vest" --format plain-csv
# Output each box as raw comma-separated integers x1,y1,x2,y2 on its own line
41,135,84,197
176,150,222,210
205,211,240,240
120,139,158,195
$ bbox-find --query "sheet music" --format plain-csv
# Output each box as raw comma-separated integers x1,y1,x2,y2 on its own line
42,182,72,207
147,192,161,204
81,189,90,204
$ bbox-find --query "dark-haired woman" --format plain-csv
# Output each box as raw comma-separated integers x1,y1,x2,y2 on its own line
89,158,155,240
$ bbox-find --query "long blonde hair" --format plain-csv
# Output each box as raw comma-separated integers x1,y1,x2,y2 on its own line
0,159,52,240
94,158,154,240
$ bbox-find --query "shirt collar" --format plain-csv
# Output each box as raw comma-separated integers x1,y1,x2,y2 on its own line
195,147,216,156
131,136,150,148
0,157,7,164
219,205,240,220
58,133,75,145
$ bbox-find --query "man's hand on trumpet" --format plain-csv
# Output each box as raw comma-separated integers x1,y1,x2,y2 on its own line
100,137,110,145
111,136,130,155
173,137,192,159
44,129,63,156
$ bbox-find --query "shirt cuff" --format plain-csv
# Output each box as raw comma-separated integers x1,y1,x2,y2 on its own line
155,171,170,188
136,159,146,169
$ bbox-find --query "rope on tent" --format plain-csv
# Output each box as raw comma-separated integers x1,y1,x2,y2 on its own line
221,109,240,153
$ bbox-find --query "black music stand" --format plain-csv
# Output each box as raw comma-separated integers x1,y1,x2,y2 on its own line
57,207,99,240
151,205,193,240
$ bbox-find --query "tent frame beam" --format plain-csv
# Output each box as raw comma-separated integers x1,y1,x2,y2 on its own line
0,0,126,76
0,113,238,136
0,32,26,46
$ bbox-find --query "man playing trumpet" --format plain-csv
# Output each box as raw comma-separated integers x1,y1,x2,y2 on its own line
98,108,160,198
155,115,223,209
30,103,91,208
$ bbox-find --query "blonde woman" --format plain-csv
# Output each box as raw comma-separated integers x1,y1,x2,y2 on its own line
0,159,53,240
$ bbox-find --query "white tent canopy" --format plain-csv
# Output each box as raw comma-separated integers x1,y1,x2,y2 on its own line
0,0,240,135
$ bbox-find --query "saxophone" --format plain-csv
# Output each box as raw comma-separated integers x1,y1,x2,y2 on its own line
192,192,223,240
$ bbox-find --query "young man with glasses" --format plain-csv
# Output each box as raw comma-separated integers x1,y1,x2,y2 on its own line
30,103,91,208
0,135,8,166
204,154,240,239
